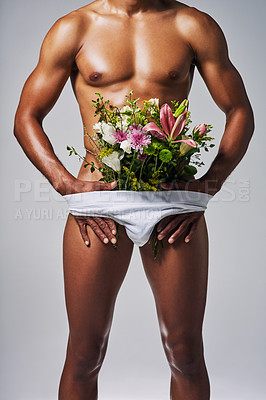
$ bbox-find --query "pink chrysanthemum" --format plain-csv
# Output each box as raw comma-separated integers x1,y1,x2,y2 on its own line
128,124,151,154
114,130,128,143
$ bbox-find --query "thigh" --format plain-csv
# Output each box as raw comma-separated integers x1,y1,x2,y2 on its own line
139,215,209,340
63,214,134,345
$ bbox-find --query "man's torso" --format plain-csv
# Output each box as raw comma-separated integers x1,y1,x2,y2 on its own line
68,1,198,180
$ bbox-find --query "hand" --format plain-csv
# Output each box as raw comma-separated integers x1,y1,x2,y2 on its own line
63,178,119,247
59,176,118,196
160,177,219,196
156,211,204,244
73,215,118,247
158,177,211,244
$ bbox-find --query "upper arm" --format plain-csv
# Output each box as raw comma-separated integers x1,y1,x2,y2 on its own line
15,13,83,122
181,9,252,114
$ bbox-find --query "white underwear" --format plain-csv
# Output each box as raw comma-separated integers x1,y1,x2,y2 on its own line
63,190,213,247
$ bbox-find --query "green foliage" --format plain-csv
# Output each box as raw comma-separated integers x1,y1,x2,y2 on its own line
183,165,198,176
151,140,164,150
159,149,172,163
144,144,156,155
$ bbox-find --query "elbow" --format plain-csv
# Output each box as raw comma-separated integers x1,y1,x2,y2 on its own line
14,106,44,139
249,107,255,136
13,110,25,139
13,110,35,140
243,100,255,136
226,103,255,136
13,113,21,139
246,105,255,141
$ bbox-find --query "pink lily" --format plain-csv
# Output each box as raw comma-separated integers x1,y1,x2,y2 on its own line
194,123,207,136
143,121,167,141
171,138,196,147
144,103,187,141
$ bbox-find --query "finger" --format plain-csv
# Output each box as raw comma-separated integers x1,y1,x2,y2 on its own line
93,180,117,191
157,215,176,232
157,215,186,240
94,217,117,244
103,217,117,235
75,218,90,247
87,218,110,244
168,220,191,244
184,219,200,243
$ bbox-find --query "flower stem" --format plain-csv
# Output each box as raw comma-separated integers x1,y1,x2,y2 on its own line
125,152,136,190
158,161,164,171
118,170,122,190
83,124,101,151
69,146,104,173
154,155,158,173
139,160,144,182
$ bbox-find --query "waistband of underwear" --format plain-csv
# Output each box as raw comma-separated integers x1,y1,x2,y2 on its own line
63,189,213,205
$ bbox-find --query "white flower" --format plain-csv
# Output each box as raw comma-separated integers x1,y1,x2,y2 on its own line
146,98,159,109
100,122,116,145
101,151,124,172
120,105,133,114
116,114,129,131
93,122,102,132
120,139,132,154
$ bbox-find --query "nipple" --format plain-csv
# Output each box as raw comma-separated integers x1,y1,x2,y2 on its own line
89,72,103,81
168,70,179,80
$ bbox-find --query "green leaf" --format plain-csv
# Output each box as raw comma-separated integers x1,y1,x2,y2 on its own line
183,165,198,175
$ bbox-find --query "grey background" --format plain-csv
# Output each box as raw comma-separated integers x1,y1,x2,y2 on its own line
0,0,265,399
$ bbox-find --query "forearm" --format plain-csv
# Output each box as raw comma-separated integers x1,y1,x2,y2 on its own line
200,106,255,193
14,115,75,195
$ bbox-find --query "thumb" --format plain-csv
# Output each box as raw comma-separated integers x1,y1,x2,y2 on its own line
160,182,176,190
97,180,117,191
160,181,190,190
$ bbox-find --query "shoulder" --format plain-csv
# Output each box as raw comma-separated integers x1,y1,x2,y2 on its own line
174,5,228,58
37,6,96,66
42,3,99,53
43,9,87,46
174,5,225,42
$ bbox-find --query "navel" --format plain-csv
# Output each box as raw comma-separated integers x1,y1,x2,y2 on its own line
89,72,103,82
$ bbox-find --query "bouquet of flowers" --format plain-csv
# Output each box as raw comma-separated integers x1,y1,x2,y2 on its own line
68,91,214,190
67,91,214,255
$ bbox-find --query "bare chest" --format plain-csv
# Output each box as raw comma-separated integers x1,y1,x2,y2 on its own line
74,15,195,89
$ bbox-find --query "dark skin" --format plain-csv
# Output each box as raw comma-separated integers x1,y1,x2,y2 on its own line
14,0,254,399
